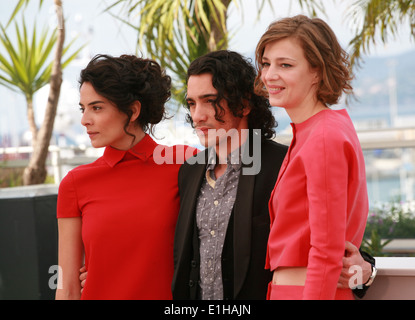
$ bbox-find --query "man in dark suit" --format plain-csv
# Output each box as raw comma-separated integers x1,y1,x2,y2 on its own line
78,51,375,299
172,50,375,300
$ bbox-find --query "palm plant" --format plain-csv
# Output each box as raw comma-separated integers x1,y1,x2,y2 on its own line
0,0,84,185
106,0,232,104
343,0,415,66
107,0,414,102
5,0,45,27
0,18,81,144
105,0,327,104
108,0,301,104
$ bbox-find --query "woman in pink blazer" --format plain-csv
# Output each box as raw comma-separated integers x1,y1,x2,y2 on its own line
254,15,369,300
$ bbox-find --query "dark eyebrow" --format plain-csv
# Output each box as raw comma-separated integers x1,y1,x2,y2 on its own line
186,93,218,101
201,94,218,99
79,100,106,107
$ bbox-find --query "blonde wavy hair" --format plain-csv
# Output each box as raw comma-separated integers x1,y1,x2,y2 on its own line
254,15,353,106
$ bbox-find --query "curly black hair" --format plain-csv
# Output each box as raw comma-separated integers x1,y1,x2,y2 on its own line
185,50,276,140
79,54,171,139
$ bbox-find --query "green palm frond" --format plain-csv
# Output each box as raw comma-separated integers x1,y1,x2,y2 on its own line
105,0,274,103
346,0,415,67
0,16,84,100
6,0,44,28
297,0,325,17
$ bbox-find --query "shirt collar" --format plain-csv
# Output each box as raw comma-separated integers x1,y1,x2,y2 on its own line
206,142,245,172
103,134,157,168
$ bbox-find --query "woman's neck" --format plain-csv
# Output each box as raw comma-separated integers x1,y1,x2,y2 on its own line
286,100,328,124
110,127,146,151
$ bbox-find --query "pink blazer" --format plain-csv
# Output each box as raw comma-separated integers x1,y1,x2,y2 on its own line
266,109,368,299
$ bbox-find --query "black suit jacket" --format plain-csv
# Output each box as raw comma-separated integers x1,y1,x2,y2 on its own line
172,137,288,300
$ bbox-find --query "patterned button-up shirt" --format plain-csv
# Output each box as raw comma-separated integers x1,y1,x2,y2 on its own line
196,146,243,300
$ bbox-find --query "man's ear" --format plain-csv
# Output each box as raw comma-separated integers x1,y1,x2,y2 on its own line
242,99,251,117
130,101,141,122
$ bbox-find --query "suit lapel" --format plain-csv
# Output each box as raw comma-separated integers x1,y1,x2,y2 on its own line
232,134,257,297
178,145,256,299
177,153,207,251
233,172,255,297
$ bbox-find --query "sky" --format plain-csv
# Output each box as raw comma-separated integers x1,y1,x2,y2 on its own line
1,0,414,67
8,1,412,55
0,0,414,146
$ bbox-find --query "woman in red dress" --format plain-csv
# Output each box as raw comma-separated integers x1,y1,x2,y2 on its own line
56,54,193,299
254,15,368,299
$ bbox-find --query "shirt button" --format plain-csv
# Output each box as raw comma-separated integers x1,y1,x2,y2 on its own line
210,230,215,236
214,200,219,206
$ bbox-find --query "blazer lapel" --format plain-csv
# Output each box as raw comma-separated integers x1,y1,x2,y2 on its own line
176,155,207,251
232,164,256,298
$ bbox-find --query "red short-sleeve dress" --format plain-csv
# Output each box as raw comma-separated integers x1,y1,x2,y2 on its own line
57,134,194,299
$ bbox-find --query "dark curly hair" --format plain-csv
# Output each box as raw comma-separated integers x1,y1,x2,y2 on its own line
79,54,171,139
185,50,276,140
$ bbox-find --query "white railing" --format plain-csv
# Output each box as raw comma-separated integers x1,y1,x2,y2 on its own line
0,144,102,183
362,257,415,300
274,126,415,149
3,127,415,183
